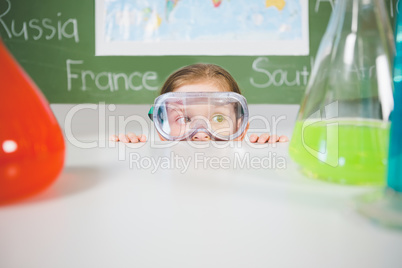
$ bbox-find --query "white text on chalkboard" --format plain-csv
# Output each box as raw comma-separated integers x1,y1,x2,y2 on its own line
314,0,334,12
66,60,158,92
250,57,310,88
0,0,79,42
315,0,399,17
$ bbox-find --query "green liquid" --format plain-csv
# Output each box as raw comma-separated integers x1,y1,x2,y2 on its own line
289,119,390,185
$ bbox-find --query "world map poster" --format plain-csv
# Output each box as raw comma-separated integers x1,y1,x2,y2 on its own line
96,0,309,55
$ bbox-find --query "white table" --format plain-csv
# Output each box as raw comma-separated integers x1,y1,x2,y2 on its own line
0,104,401,268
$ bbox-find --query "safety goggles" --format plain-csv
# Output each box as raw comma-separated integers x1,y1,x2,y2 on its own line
148,92,249,141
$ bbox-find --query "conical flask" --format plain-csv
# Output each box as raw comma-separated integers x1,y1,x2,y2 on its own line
289,0,395,185
0,39,65,204
387,0,402,192
355,7,402,227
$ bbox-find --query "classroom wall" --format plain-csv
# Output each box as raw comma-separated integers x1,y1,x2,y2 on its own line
0,0,397,104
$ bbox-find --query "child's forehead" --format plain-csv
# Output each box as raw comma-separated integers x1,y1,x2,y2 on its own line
173,82,230,93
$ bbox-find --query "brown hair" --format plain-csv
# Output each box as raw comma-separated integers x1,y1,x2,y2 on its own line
160,63,241,95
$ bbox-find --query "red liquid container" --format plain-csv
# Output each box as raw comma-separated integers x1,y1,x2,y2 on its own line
0,39,65,204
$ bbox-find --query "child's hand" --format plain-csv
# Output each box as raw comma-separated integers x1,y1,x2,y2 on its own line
109,133,147,143
249,134,288,144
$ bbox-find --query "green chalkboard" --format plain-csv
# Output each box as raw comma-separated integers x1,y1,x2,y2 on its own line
0,0,397,104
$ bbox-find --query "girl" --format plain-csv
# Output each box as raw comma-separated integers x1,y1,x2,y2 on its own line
111,63,289,143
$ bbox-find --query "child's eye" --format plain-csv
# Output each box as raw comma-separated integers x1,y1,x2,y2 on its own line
177,116,191,124
212,114,226,123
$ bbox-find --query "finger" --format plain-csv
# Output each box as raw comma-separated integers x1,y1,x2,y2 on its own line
109,134,119,142
258,134,270,144
268,134,279,144
118,134,130,143
279,135,289,142
249,134,258,143
127,132,139,143
139,134,147,142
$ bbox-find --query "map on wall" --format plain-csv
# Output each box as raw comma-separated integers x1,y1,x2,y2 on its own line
95,0,309,56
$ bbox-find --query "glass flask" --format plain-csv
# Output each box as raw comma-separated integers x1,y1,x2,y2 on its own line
0,39,65,204
387,6,402,192
289,0,395,185
356,0,402,229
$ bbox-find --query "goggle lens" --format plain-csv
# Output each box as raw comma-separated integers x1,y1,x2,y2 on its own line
149,92,248,141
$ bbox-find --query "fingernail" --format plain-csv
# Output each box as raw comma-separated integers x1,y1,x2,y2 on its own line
268,135,278,143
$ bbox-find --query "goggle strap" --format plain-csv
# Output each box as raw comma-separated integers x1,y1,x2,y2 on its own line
148,106,154,121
